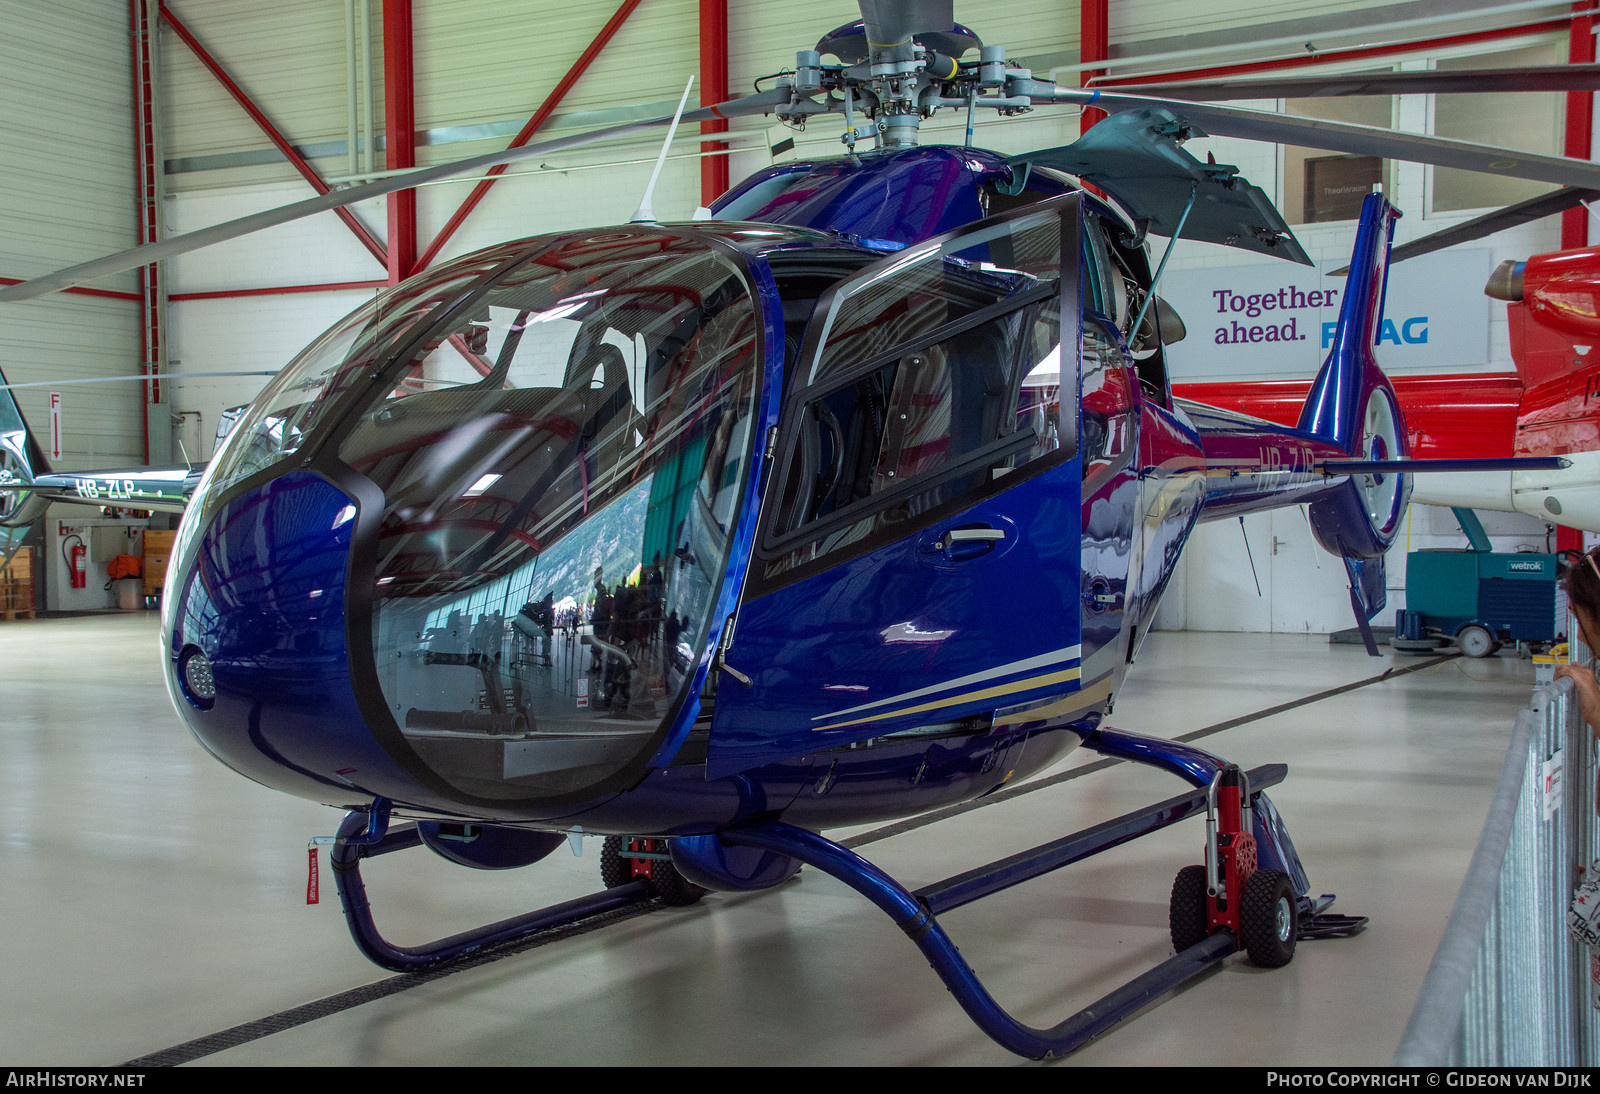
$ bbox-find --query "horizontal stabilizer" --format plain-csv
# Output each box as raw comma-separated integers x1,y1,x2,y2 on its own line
1318,456,1571,475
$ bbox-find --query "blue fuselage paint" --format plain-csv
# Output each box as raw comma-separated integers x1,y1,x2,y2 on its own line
161,154,1407,838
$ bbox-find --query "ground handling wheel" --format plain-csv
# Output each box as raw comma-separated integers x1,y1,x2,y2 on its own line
599,835,631,890
600,835,707,906
1456,624,1500,659
1169,864,1210,952
1240,868,1297,968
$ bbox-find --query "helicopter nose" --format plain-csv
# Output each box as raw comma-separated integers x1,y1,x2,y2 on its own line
166,470,407,800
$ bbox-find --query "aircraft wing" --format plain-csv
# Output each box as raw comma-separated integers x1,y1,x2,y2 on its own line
0,464,201,514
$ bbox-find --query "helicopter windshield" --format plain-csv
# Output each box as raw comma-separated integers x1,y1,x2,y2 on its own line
203,245,528,500
320,230,764,802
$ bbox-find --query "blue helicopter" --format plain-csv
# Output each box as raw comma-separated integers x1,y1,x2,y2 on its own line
0,0,1588,1060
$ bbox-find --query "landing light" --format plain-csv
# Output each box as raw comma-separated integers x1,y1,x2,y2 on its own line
179,645,215,709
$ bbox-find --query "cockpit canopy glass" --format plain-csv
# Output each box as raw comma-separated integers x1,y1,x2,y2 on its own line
205,246,526,501
761,203,1070,580
332,230,764,802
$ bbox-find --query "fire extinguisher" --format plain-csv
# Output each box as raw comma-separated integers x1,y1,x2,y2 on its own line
63,534,86,590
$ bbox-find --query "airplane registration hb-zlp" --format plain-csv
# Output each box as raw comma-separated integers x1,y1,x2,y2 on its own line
0,2,1582,1060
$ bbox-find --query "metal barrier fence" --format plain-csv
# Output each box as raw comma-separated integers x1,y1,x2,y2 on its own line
1394,674,1600,1065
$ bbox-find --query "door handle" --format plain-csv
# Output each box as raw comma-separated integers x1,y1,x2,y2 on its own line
714,612,753,688
937,527,1006,552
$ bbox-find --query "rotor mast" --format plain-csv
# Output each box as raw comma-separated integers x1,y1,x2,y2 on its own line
865,25,926,148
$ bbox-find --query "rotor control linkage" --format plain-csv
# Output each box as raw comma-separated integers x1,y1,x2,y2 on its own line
770,38,1036,149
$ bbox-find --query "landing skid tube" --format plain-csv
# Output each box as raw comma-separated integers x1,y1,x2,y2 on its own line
719,730,1361,1060
328,809,651,972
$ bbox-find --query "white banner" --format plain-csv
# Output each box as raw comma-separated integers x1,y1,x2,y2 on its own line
1162,249,1493,380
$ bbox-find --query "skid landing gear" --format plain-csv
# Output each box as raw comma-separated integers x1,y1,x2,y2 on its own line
715,728,1364,1060
324,730,1361,1059
328,806,655,972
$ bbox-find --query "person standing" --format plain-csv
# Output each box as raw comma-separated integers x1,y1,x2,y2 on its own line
1557,547,1600,733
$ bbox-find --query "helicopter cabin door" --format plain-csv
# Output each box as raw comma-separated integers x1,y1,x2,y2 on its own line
707,195,1086,775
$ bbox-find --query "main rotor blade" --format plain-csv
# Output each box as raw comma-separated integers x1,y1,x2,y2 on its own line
1022,81,1600,193
0,88,790,304
1331,187,1600,271
1106,65,1600,101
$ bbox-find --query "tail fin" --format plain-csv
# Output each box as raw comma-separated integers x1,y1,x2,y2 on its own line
1301,192,1410,654
1298,190,1401,456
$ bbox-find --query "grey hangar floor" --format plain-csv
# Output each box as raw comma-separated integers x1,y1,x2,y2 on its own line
0,613,1530,1066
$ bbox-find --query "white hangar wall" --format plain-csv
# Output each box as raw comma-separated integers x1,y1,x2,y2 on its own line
159,0,710,449
0,0,142,470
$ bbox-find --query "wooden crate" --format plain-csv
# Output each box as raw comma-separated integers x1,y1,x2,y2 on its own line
143,528,176,598
1,547,35,618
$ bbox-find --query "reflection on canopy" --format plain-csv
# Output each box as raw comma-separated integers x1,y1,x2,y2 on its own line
332,230,763,800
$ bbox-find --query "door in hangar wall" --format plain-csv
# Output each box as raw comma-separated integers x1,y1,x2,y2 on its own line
1165,506,1367,635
